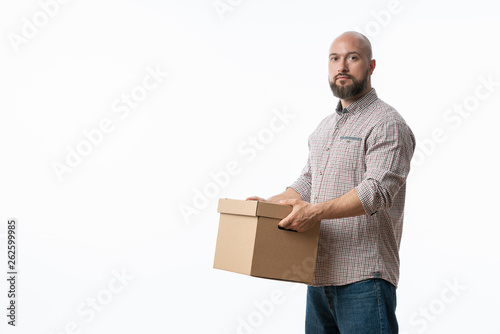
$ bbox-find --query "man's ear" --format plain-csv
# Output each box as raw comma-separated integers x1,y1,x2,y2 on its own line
369,59,376,75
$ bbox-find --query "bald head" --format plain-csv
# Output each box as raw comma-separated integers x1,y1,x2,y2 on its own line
328,31,376,104
330,31,372,61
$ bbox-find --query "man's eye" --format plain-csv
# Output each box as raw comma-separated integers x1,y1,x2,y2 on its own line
349,56,357,60
331,57,338,61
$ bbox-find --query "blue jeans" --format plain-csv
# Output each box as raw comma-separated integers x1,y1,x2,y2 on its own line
305,279,398,334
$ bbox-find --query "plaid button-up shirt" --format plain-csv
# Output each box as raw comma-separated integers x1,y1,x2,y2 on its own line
290,88,415,287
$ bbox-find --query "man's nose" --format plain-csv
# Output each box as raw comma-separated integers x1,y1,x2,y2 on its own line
338,60,348,73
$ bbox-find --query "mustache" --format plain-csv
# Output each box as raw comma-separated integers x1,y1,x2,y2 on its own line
335,74,353,80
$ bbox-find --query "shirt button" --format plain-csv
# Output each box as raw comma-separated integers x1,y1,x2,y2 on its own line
319,171,323,175
315,196,318,201
325,147,330,151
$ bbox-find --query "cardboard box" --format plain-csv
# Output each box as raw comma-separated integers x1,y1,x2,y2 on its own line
213,198,320,284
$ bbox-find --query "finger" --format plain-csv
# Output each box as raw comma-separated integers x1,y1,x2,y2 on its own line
279,214,293,229
279,199,297,206
278,218,288,228
246,196,266,201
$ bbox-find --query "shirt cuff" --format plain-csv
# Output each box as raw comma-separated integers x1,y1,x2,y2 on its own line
355,180,380,216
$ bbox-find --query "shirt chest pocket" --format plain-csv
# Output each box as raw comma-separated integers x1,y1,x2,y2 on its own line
329,136,364,171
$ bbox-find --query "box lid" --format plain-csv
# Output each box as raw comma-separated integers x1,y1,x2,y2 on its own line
217,198,292,219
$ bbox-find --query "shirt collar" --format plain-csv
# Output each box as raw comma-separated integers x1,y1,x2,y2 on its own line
335,88,378,116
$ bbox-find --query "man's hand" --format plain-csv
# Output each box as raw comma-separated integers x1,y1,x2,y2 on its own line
246,188,301,204
278,199,322,233
246,196,267,202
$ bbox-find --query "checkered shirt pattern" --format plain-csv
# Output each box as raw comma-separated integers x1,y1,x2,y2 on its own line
290,88,415,287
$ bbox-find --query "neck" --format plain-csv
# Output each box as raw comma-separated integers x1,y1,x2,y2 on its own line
340,85,372,109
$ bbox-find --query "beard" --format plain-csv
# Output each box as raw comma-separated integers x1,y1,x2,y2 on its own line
329,68,370,99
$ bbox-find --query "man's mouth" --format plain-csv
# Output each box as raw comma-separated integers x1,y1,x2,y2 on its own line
336,75,352,80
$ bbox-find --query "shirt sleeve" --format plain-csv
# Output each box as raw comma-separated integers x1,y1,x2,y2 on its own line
355,119,416,215
288,157,312,202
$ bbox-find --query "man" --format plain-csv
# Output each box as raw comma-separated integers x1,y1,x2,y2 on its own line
247,31,415,333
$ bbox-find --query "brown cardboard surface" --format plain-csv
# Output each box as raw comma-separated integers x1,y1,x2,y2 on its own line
217,198,259,217
213,213,258,275
255,201,292,219
251,217,320,283
217,198,292,219
214,198,320,284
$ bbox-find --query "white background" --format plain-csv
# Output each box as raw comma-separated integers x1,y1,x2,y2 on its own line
1,0,499,333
